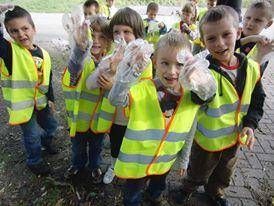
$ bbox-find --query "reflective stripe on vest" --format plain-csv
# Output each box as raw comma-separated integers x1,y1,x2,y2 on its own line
95,62,153,133
195,59,260,151
0,42,51,125
62,59,102,137
114,79,200,178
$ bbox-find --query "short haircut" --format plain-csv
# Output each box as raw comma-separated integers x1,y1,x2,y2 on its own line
155,31,191,56
199,5,239,39
84,0,99,9
182,2,195,14
146,2,159,13
109,7,144,39
89,16,112,51
248,1,273,20
4,6,35,30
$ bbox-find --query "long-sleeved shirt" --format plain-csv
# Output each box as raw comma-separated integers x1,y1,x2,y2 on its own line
0,23,55,102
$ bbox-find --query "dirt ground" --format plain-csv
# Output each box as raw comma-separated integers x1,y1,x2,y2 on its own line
0,39,273,206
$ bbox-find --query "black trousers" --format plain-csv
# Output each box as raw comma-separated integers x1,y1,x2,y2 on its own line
109,124,127,158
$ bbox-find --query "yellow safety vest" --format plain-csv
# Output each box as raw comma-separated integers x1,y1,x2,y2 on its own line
236,45,257,60
62,59,103,137
195,59,260,151
172,22,197,44
143,19,161,48
114,79,200,178
100,5,111,19
0,42,51,125
95,62,153,133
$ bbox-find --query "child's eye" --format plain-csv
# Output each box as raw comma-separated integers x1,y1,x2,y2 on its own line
124,30,132,34
161,61,168,66
255,19,263,23
223,32,232,37
178,63,184,67
206,37,215,42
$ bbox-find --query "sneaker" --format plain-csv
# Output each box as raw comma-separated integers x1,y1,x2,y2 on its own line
91,167,103,184
213,196,230,206
43,143,59,155
172,190,192,205
143,192,167,206
64,166,80,180
27,161,51,176
103,167,115,184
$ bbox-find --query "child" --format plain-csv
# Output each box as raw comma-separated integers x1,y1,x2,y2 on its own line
85,7,153,184
100,0,117,20
197,0,217,21
178,6,266,206
0,5,58,175
83,0,100,19
62,16,112,183
235,1,273,73
108,31,216,206
172,3,198,43
143,2,167,48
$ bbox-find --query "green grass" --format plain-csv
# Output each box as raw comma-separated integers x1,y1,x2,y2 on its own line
0,0,257,12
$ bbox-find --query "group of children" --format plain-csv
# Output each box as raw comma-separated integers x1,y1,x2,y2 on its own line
0,0,273,206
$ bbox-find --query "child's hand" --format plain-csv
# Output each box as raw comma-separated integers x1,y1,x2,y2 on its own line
179,168,186,176
0,4,13,14
98,72,113,90
256,35,271,46
241,127,255,150
181,23,191,34
72,20,90,51
255,39,274,63
158,22,165,29
48,101,56,113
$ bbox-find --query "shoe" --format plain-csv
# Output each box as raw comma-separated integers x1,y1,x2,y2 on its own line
213,196,230,206
143,192,167,206
172,190,192,205
91,167,102,184
27,161,51,176
64,166,80,180
43,143,59,155
103,167,115,184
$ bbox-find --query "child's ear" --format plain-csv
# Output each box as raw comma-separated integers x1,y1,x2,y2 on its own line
265,20,273,29
152,53,157,68
236,27,242,40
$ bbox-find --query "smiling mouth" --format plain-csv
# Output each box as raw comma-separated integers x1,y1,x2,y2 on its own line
216,49,228,54
164,77,178,83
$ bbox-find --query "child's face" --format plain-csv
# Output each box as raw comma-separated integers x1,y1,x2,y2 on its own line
188,0,199,5
202,17,241,65
243,8,272,36
113,25,135,44
147,9,158,20
182,11,193,24
207,0,216,9
91,31,108,56
84,5,97,19
6,17,36,50
155,47,185,92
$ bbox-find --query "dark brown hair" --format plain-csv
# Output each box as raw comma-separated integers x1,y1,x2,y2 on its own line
4,6,35,30
109,7,144,39
146,2,159,13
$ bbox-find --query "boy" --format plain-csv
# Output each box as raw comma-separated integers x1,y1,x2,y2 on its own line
0,5,58,175
100,0,117,20
108,32,216,206
143,2,167,48
235,1,273,73
83,0,100,19
178,6,266,206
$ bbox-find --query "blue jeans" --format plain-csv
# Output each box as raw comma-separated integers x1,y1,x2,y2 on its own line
71,131,104,171
20,106,58,165
123,172,169,206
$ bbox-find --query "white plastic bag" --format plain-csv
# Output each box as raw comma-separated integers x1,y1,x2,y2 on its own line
116,39,153,83
0,4,14,23
177,49,216,100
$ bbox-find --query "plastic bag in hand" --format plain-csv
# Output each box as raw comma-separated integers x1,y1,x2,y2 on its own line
177,50,216,100
116,39,153,82
147,20,159,35
0,4,14,23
